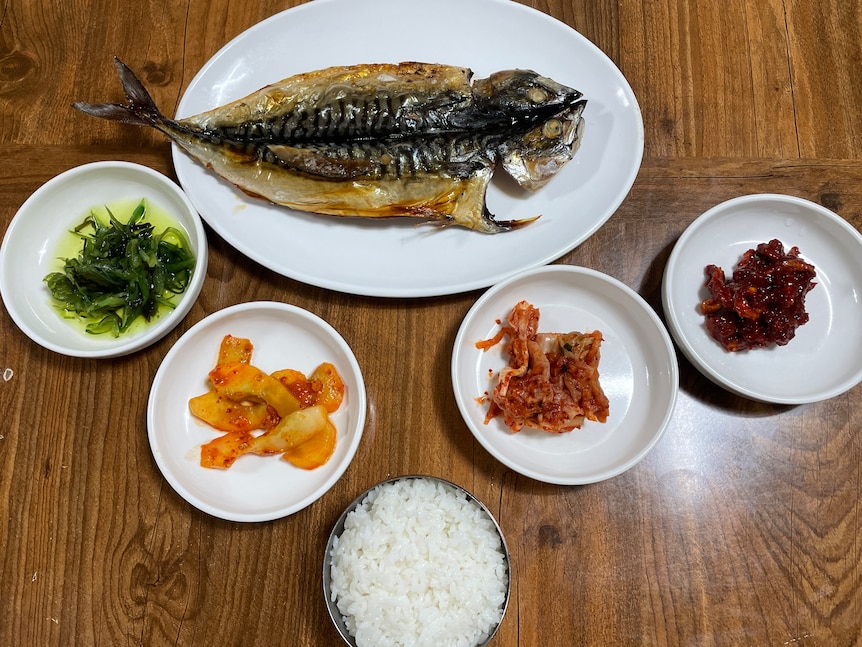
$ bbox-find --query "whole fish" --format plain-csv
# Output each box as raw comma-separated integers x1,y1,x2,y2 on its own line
73,58,586,233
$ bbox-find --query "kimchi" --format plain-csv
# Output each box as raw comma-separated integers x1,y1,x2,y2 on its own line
477,300,609,433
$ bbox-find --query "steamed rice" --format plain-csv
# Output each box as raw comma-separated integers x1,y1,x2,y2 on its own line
329,478,508,647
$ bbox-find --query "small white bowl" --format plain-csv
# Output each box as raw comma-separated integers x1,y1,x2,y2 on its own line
662,194,862,404
147,301,367,522
452,265,679,485
0,161,208,358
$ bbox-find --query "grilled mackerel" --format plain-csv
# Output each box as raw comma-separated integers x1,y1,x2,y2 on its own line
74,59,586,233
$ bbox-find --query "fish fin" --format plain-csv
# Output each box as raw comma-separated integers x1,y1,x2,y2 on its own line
480,205,540,232
395,186,538,233
401,204,538,232
72,57,165,128
265,145,378,179
399,204,456,224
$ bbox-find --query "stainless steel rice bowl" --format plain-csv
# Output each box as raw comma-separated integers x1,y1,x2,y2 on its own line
322,476,511,647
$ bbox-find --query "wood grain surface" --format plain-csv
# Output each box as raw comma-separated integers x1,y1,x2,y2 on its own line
2,1,862,645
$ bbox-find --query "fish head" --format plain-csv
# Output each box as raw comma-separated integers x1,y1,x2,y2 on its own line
499,101,586,191
473,69,585,125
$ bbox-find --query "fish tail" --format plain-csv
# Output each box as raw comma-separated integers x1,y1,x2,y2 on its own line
72,57,166,128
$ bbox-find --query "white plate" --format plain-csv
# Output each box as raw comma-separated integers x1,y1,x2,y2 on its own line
451,266,678,485
147,301,367,521
0,162,207,358
662,194,862,404
172,0,643,297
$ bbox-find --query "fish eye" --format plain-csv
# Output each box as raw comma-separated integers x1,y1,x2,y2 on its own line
527,86,549,104
542,119,562,138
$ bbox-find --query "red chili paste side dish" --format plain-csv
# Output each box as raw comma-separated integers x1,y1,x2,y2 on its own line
476,300,609,434
701,239,817,352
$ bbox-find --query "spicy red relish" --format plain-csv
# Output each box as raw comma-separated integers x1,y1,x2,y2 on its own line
700,239,816,352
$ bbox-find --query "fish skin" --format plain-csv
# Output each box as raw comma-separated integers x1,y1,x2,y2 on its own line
184,62,477,143
73,58,586,233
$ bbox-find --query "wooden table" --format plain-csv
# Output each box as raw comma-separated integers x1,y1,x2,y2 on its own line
2,1,861,644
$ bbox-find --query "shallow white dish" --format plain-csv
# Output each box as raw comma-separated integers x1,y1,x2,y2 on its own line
452,265,678,485
662,194,862,404
172,0,643,297
147,301,367,522
0,161,207,358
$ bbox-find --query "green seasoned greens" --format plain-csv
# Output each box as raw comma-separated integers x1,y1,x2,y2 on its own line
44,199,196,336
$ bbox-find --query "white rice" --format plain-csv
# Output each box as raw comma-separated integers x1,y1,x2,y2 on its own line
329,478,508,647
